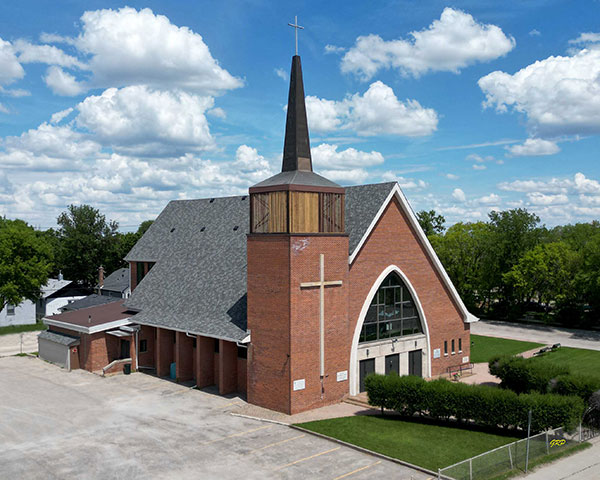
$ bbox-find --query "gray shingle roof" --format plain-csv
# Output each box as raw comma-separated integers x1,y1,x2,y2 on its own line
61,294,120,312
124,182,396,341
100,267,129,293
39,330,80,346
251,170,341,189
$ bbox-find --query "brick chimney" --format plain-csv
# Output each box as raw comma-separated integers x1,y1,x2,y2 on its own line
98,266,104,293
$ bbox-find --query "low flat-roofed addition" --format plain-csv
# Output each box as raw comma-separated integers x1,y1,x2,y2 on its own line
44,300,134,334
38,330,80,347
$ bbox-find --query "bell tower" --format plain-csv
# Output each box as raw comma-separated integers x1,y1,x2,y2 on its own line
246,54,350,414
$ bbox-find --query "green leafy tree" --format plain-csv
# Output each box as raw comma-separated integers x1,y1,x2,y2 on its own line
0,218,53,310
137,220,154,236
417,210,446,237
503,242,579,309
56,205,119,288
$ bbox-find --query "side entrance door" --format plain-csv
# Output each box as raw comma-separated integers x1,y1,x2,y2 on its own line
359,358,375,392
120,339,131,359
408,349,422,377
385,354,399,375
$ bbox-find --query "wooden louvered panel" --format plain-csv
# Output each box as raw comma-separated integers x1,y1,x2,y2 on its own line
290,192,319,233
268,191,288,232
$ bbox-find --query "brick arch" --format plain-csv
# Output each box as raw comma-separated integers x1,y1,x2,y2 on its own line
348,264,432,396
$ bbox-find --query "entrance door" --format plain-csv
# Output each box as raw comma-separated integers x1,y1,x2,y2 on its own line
409,349,422,377
385,354,399,375
359,358,375,392
120,339,131,359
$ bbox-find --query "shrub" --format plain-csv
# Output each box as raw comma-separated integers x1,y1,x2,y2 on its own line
552,374,600,403
489,355,569,394
365,374,584,433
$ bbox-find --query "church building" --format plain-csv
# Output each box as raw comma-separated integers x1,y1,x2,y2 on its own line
40,54,477,415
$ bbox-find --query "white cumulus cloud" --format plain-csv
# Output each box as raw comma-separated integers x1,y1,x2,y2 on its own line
527,192,569,205
306,81,438,137
311,143,384,169
452,188,466,202
506,138,560,157
341,8,515,79
44,66,86,96
0,38,25,86
479,47,600,136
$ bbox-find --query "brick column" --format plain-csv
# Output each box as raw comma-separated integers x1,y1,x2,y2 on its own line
156,328,175,377
219,340,238,395
196,336,215,388
176,332,194,382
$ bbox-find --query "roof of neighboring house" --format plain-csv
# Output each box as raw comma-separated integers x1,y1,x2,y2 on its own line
61,294,121,312
38,330,80,347
44,299,134,334
123,182,397,342
41,279,72,298
99,267,129,293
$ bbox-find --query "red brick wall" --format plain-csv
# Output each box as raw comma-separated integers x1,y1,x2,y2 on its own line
176,332,194,382
288,235,350,414
219,340,237,395
349,197,470,377
196,335,215,388
156,328,175,377
247,235,291,413
130,262,138,292
138,325,156,369
237,358,247,393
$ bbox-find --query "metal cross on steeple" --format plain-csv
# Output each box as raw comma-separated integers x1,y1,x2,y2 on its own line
288,15,304,56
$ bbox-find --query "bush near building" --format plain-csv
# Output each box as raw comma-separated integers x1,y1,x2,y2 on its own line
365,374,584,433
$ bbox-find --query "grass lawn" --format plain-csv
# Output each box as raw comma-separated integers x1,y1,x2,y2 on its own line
470,334,544,363
0,323,46,336
296,415,520,471
531,347,600,381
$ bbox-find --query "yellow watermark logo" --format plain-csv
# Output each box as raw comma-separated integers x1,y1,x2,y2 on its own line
549,439,566,447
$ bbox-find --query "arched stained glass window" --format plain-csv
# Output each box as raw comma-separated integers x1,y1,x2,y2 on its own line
359,272,423,343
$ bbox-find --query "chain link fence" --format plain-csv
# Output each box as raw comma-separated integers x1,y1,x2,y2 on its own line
438,424,597,480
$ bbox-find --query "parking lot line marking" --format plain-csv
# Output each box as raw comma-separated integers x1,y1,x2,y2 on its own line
249,434,305,453
219,400,243,409
274,446,341,470
201,425,272,445
332,460,381,480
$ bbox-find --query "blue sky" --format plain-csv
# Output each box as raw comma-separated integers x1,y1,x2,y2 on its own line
0,1,599,230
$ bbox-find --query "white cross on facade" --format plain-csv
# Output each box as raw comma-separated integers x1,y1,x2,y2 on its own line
288,15,304,56
300,254,343,389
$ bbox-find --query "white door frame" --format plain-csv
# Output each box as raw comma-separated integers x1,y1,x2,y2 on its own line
349,265,432,395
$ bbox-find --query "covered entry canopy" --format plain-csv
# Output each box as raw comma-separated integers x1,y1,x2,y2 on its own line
38,330,80,369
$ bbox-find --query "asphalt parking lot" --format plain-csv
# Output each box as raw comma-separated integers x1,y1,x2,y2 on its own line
0,356,427,479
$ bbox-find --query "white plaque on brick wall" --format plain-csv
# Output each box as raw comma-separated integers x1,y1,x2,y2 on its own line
336,370,348,382
293,379,305,391
433,348,441,359
462,356,469,364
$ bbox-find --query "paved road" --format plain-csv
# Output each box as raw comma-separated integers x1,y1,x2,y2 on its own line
471,320,600,351
519,438,600,480
0,331,39,357
0,356,427,479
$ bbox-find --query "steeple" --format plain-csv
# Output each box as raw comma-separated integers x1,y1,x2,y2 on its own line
282,55,312,172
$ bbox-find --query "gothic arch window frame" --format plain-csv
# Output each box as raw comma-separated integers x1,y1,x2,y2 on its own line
349,265,432,396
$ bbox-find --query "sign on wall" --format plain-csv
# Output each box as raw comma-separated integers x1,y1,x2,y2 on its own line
433,348,441,359
336,370,348,382
462,356,469,364
293,379,305,391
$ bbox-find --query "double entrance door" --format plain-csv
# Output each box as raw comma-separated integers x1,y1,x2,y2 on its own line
359,349,423,392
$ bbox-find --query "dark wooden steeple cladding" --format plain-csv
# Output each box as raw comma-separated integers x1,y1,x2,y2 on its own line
283,55,312,172
249,55,345,234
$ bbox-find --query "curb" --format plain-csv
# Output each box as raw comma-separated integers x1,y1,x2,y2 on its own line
289,424,438,478
230,412,290,427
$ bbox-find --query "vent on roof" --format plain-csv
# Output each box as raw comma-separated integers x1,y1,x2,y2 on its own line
210,198,215,203
241,196,247,201
200,227,206,232
233,226,239,231
170,227,176,233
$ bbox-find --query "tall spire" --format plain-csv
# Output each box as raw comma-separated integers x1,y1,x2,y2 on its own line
282,55,312,172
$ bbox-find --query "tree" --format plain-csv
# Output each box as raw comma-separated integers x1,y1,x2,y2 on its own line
417,210,446,237
137,220,154,236
56,205,119,288
0,218,53,310
430,221,493,311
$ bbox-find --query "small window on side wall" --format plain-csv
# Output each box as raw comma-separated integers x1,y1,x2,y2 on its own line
139,339,148,353
451,339,455,354
459,338,462,353
7,304,15,316
444,340,448,356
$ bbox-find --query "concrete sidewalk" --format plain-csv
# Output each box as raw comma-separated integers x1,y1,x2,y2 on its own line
471,320,600,351
0,331,39,357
